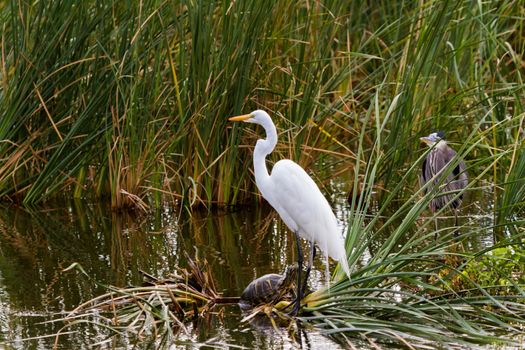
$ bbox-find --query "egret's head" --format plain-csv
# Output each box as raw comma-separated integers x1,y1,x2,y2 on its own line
420,131,446,147
229,110,271,126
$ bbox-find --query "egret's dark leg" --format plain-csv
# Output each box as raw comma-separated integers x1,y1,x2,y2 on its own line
302,242,316,293
289,231,303,316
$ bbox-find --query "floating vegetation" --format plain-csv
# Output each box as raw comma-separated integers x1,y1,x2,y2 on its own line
1,0,524,347
55,246,525,349
54,256,239,345
49,257,314,349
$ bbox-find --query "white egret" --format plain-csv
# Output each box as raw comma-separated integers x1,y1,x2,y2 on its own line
229,110,351,315
420,131,468,230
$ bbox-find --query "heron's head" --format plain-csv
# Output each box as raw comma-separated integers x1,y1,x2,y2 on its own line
229,110,272,126
420,131,446,147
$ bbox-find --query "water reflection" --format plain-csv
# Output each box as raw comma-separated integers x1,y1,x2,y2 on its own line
0,201,343,349
0,183,499,349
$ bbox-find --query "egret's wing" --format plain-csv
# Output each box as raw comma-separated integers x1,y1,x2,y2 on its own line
267,160,347,263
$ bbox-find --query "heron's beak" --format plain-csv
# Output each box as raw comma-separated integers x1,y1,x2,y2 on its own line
229,113,253,122
420,136,432,145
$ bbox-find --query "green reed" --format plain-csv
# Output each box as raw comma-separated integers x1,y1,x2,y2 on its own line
303,82,525,348
0,0,522,220
1,1,522,347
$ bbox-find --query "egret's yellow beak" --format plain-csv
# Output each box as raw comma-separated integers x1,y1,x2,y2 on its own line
229,113,253,122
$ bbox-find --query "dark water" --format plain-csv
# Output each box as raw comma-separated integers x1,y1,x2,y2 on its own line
0,200,348,349
0,184,496,349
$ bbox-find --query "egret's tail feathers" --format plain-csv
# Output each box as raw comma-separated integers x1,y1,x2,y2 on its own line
339,255,351,280
325,234,351,280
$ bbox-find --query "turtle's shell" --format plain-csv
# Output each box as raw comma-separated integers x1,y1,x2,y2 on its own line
239,266,297,309
240,273,284,307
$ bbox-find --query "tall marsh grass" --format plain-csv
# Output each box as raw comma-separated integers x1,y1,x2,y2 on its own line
2,1,524,347
0,0,523,219
302,83,525,348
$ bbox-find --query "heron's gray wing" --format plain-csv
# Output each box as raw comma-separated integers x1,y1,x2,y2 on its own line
451,159,468,194
423,149,450,188
420,156,429,191
439,146,468,207
441,146,467,186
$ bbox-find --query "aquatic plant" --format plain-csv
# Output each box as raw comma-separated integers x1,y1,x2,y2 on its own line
1,0,524,346
53,257,299,348
0,0,521,217
52,257,239,347
50,96,525,348
301,90,525,348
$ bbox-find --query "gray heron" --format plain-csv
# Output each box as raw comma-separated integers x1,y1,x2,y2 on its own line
420,131,468,231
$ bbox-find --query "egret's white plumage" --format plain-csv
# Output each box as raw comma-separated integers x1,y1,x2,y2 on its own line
230,110,350,279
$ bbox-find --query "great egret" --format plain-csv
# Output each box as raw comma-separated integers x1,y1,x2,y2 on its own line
420,131,468,230
229,110,351,315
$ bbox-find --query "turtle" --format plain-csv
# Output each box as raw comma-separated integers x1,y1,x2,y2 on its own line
239,265,299,310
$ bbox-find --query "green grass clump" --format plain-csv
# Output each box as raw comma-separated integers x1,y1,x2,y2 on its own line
302,94,525,348
0,0,523,218
1,2,524,347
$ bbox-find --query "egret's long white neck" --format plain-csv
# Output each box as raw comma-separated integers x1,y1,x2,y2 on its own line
253,117,277,187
